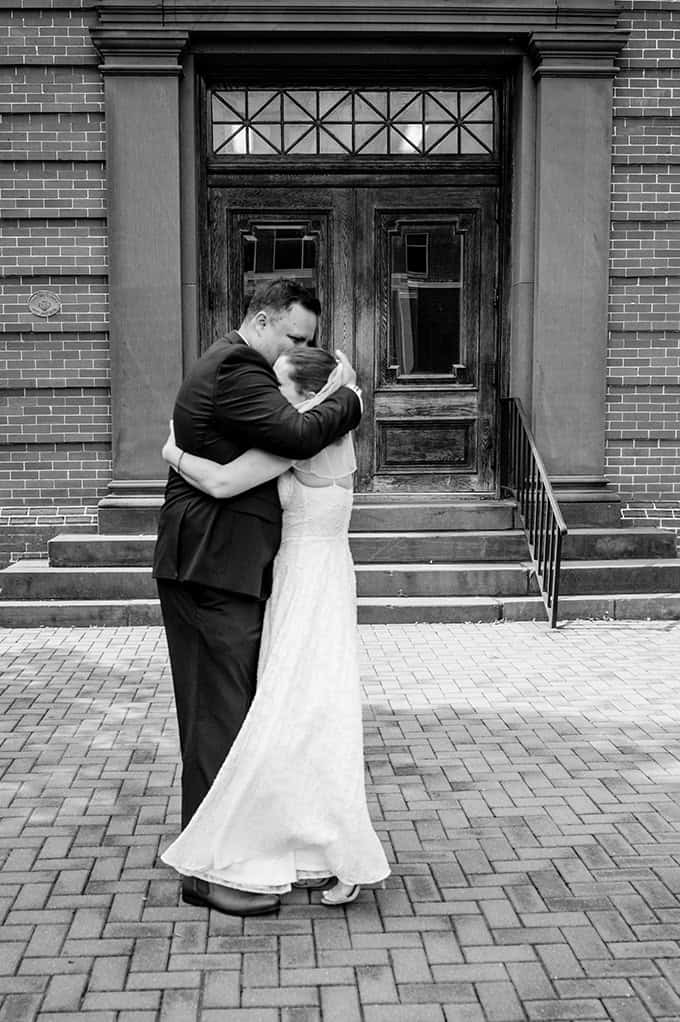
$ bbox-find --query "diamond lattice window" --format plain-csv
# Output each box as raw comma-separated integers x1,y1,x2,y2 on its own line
210,89,496,157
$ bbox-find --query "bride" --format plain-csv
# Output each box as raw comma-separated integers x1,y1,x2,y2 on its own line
160,346,390,906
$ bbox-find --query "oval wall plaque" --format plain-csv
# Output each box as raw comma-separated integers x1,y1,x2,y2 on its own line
28,290,61,318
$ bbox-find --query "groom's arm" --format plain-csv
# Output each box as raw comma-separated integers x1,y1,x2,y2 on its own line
214,354,361,460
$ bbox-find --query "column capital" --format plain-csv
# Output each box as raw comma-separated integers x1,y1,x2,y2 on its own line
90,28,189,75
529,30,628,79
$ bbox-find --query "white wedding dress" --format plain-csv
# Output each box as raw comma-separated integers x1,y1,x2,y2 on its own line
161,470,390,893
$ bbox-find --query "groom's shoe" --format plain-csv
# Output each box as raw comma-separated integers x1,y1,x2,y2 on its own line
182,877,280,917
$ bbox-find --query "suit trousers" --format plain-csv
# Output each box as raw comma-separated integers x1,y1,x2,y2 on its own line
157,579,266,828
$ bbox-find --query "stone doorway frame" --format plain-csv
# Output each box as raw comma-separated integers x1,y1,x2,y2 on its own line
91,1,627,518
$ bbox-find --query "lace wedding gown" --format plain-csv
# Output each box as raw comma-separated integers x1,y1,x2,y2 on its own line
161,471,390,893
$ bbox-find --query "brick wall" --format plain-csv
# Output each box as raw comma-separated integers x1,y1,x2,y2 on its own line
607,0,680,536
0,3,109,567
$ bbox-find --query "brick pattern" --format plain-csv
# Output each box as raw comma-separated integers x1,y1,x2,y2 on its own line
0,444,111,499
607,2,680,534
0,8,99,66
0,162,107,216
2,620,680,1022
1,390,110,444
0,278,109,330
0,504,99,565
621,500,680,534
0,66,104,111
0,333,110,387
0,1,110,567
607,332,680,505
0,111,105,159
0,219,108,275
610,222,680,276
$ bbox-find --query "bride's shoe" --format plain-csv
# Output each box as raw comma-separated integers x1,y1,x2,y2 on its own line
321,882,360,906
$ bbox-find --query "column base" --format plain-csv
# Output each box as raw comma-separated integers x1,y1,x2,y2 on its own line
550,476,622,528
97,479,165,534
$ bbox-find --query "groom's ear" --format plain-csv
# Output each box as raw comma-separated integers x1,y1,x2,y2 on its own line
303,388,316,400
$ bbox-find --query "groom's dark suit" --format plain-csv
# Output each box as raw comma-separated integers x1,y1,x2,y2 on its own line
153,332,361,827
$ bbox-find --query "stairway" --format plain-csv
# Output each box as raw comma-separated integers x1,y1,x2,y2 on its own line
1,493,679,626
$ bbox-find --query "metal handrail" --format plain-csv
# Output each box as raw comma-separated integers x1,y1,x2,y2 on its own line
501,398,568,628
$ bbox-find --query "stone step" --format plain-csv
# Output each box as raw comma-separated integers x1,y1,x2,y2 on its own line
357,596,547,623
356,563,536,597
48,530,529,567
557,593,680,621
556,496,622,528
49,534,156,567
350,500,517,533
0,599,164,628
0,596,544,627
559,559,680,595
98,497,518,535
563,527,677,561
358,560,680,598
4,557,679,603
2,592,680,628
47,525,678,569
0,561,538,600
0,564,159,601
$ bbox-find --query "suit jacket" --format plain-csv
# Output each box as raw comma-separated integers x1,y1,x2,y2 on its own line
152,332,362,598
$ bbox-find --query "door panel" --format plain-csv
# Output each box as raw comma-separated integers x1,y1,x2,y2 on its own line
209,187,355,354
355,187,497,492
209,183,497,492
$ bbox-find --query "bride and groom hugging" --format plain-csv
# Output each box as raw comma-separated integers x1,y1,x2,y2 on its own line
153,277,390,917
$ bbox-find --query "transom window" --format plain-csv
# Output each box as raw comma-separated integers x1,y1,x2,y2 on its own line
210,88,496,157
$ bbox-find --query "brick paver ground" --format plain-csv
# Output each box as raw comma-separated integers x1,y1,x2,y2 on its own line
2,621,680,1022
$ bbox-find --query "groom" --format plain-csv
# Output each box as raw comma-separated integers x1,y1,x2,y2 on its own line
153,279,361,917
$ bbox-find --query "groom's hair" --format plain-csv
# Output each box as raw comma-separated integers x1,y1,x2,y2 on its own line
284,347,337,396
244,278,321,321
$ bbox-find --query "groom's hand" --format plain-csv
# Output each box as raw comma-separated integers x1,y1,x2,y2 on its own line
335,349,357,389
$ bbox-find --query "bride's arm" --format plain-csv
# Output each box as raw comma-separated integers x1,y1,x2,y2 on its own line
162,424,291,499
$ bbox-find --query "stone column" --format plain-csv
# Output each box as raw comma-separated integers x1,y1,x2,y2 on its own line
529,31,626,522
508,58,537,412
91,29,188,493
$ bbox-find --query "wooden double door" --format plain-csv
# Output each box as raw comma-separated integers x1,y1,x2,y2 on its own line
209,181,499,493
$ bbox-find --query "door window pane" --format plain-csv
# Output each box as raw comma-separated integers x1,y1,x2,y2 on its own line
391,125,423,154
405,233,428,275
283,123,315,153
249,124,281,154
390,224,463,375
460,123,493,154
241,224,318,314
319,123,353,153
355,92,386,120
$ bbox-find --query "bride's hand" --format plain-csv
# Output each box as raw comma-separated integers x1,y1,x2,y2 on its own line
335,349,357,389
161,420,180,466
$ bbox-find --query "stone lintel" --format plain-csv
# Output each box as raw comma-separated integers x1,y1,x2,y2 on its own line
92,1,622,36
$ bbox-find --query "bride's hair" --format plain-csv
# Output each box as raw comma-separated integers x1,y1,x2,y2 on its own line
285,347,337,395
